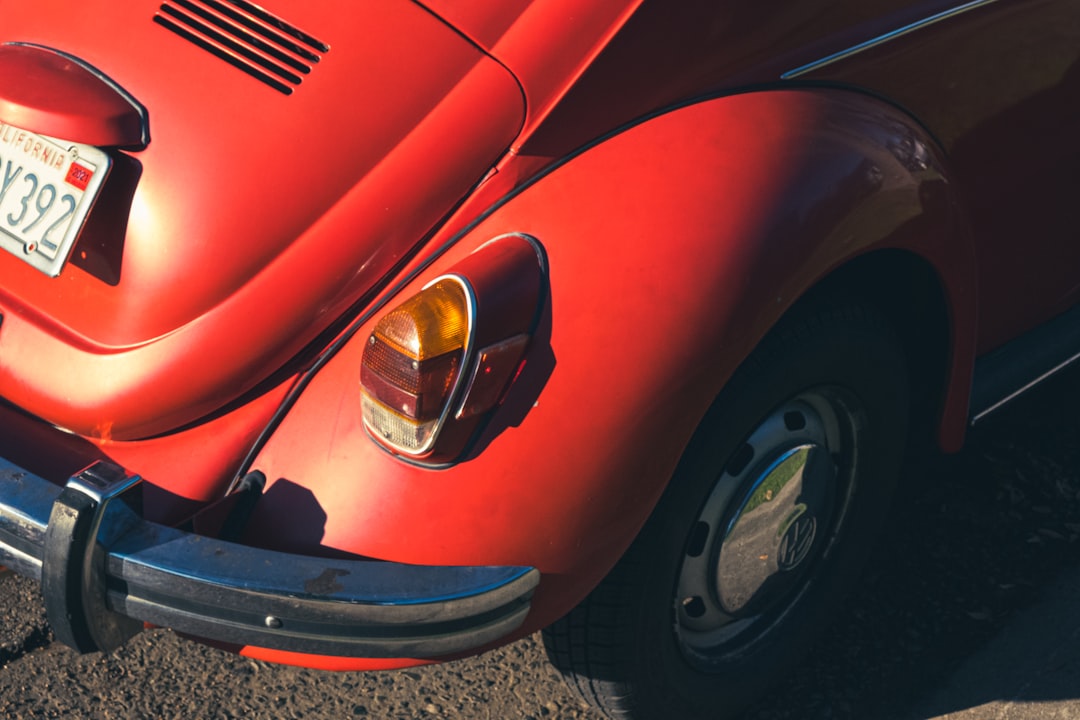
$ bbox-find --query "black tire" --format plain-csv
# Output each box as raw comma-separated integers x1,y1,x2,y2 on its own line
543,300,909,719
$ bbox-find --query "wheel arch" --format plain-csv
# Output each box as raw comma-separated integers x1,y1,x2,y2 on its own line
240,86,979,669
793,248,958,452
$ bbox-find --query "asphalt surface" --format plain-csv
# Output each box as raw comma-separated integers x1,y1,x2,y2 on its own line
912,562,1080,720
6,366,1080,719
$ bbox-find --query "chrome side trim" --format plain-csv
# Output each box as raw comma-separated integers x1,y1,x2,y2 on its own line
969,304,1080,425
781,0,1000,79
971,349,1080,424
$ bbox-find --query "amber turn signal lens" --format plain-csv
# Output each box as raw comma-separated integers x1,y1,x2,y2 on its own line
373,280,470,361
360,278,473,455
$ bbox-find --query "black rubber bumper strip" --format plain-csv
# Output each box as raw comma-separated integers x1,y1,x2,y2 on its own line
0,458,539,658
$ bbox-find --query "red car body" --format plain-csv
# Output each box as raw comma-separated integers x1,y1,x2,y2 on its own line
0,0,1077,715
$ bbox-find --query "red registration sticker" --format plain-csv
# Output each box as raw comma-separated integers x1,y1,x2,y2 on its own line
0,122,112,276
65,162,94,191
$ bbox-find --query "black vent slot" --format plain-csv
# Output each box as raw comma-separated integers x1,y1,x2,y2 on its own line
154,0,329,95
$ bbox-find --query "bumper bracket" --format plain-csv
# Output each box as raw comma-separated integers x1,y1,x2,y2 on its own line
42,462,144,653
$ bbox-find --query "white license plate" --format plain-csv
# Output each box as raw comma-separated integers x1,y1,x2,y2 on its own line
0,122,111,277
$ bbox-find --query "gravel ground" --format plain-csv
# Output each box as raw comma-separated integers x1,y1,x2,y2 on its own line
3,366,1080,719
0,598,603,720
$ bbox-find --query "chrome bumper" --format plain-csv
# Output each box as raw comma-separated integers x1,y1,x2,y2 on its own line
0,458,539,658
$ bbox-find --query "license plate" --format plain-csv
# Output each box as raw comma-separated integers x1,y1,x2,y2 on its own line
0,122,111,277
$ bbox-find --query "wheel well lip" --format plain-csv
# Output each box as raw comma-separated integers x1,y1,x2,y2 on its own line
754,245,972,455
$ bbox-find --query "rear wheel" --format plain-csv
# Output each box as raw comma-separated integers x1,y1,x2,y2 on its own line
543,301,909,719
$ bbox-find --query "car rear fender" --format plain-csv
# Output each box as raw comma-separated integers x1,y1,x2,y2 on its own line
240,87,976,668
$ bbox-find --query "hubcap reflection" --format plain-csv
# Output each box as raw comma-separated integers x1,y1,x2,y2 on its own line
675,395,851,667
715,444,833,615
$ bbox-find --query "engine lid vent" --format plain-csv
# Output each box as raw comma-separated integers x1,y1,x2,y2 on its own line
154,0,329,95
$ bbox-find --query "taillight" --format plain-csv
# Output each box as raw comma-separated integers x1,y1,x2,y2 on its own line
360,234,545,463
360,277,474,455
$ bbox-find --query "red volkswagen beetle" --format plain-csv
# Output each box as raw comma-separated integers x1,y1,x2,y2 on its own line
0,1,1077,717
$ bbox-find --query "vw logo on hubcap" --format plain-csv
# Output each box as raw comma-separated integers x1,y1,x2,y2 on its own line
777,513,817,571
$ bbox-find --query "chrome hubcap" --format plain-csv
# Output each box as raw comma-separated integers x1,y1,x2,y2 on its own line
675,395,851,666
714,442,834,614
